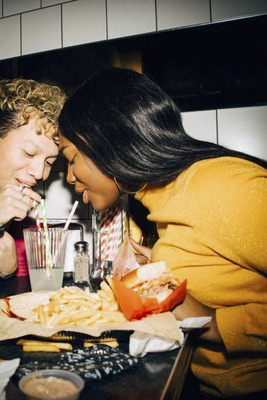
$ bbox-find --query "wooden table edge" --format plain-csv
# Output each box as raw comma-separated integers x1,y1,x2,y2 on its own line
160,332,195,400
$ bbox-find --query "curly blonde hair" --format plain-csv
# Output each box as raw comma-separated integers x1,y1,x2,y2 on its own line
0,78,66,144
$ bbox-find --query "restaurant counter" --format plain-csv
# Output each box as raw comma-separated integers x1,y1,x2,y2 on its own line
0,276,195,400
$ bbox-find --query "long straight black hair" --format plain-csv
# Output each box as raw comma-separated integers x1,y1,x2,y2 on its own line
59,67,266,191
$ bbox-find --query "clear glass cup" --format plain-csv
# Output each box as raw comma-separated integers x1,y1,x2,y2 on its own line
19,369,84,400
23,227,68,291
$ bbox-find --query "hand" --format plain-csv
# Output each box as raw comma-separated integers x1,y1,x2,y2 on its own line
0,231,17,277
130,238,152,265
0,185,41,227
172,292,222,343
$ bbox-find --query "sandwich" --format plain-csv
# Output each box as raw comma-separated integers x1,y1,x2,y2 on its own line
121,261,181,303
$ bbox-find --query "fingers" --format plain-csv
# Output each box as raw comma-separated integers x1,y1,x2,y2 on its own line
16,186,35,211
7,201,31,221
0,185,41,225
135,254,151,265
19,186,42,203
130,238,152,260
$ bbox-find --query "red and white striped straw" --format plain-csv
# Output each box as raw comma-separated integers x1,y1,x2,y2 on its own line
33,200,41,231
100,209,113,278
41,199,51,278
99,201,127,278
33,200,43,268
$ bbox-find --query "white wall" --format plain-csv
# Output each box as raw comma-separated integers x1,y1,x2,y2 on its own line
1,0,267,59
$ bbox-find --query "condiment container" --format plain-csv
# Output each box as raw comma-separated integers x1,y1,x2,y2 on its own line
73,241,90,284
19,369,84,400
52,223,84,278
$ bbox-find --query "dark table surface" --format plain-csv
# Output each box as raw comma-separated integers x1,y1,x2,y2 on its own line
0,276,194,400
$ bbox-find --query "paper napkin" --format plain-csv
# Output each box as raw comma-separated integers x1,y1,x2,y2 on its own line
129,316,211,357
0,358,20,400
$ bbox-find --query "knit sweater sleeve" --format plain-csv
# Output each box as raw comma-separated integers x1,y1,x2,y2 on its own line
192,159,267,352
216,303,267,353
190,158,267,274
141,158,267,353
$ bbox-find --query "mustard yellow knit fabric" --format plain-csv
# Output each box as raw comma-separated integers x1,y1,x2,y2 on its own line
135,156,267,398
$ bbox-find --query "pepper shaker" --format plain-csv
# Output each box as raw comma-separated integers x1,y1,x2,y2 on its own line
73,241,90,284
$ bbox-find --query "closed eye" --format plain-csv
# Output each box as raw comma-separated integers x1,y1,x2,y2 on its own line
45,160,55,167
24,150,34,157
70,154,77,165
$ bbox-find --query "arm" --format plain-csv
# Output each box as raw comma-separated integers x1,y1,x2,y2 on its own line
174,161,267,349
0,185,41,277
131,239,222,342
0,231,17,277
172,293,222,343
216,302,267,352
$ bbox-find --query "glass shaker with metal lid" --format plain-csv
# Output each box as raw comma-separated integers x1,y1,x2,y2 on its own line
73,241,90,284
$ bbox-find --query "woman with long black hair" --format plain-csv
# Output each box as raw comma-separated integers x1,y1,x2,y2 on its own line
58,68,267,399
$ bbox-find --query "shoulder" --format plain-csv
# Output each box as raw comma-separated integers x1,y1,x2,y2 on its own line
178,157,267,198
172,157,267,231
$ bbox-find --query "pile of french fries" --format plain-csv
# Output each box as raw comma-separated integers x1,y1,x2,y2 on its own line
28,277,126,327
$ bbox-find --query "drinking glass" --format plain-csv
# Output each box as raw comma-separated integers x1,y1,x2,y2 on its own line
23,227,68,291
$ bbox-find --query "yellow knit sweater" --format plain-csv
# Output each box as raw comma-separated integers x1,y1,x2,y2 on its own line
135,157,267,398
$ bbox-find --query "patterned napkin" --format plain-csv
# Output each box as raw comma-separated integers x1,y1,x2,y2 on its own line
15,345,138,382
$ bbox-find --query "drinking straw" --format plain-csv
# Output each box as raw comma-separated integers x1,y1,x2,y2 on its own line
100,209,112,278
41,199,51,277
32,200,41,231
108,206,121,260
33,200,43,268
99,202,126,279
64,201,79,230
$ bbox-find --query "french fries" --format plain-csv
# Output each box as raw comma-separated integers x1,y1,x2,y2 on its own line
16,339,73,353
27,279,126,327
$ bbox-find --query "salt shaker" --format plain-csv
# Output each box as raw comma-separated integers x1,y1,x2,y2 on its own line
73,241,90,284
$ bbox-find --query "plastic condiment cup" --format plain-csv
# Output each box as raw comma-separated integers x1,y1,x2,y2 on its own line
19,369,84,400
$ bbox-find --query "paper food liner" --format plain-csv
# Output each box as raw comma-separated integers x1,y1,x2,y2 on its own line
112,236,187,320
0,238,186,344
0,292,182,343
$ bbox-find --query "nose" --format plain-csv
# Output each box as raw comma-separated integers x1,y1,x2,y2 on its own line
66,164,76,185
27,159,45,181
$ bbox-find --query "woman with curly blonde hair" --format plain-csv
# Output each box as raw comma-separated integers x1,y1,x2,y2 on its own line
0,78,66,278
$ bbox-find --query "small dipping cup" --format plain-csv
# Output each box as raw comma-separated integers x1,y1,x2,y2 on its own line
19,369,84,400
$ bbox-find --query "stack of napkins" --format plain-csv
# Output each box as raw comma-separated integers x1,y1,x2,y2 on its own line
0,359,20,400
130,317,211,357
